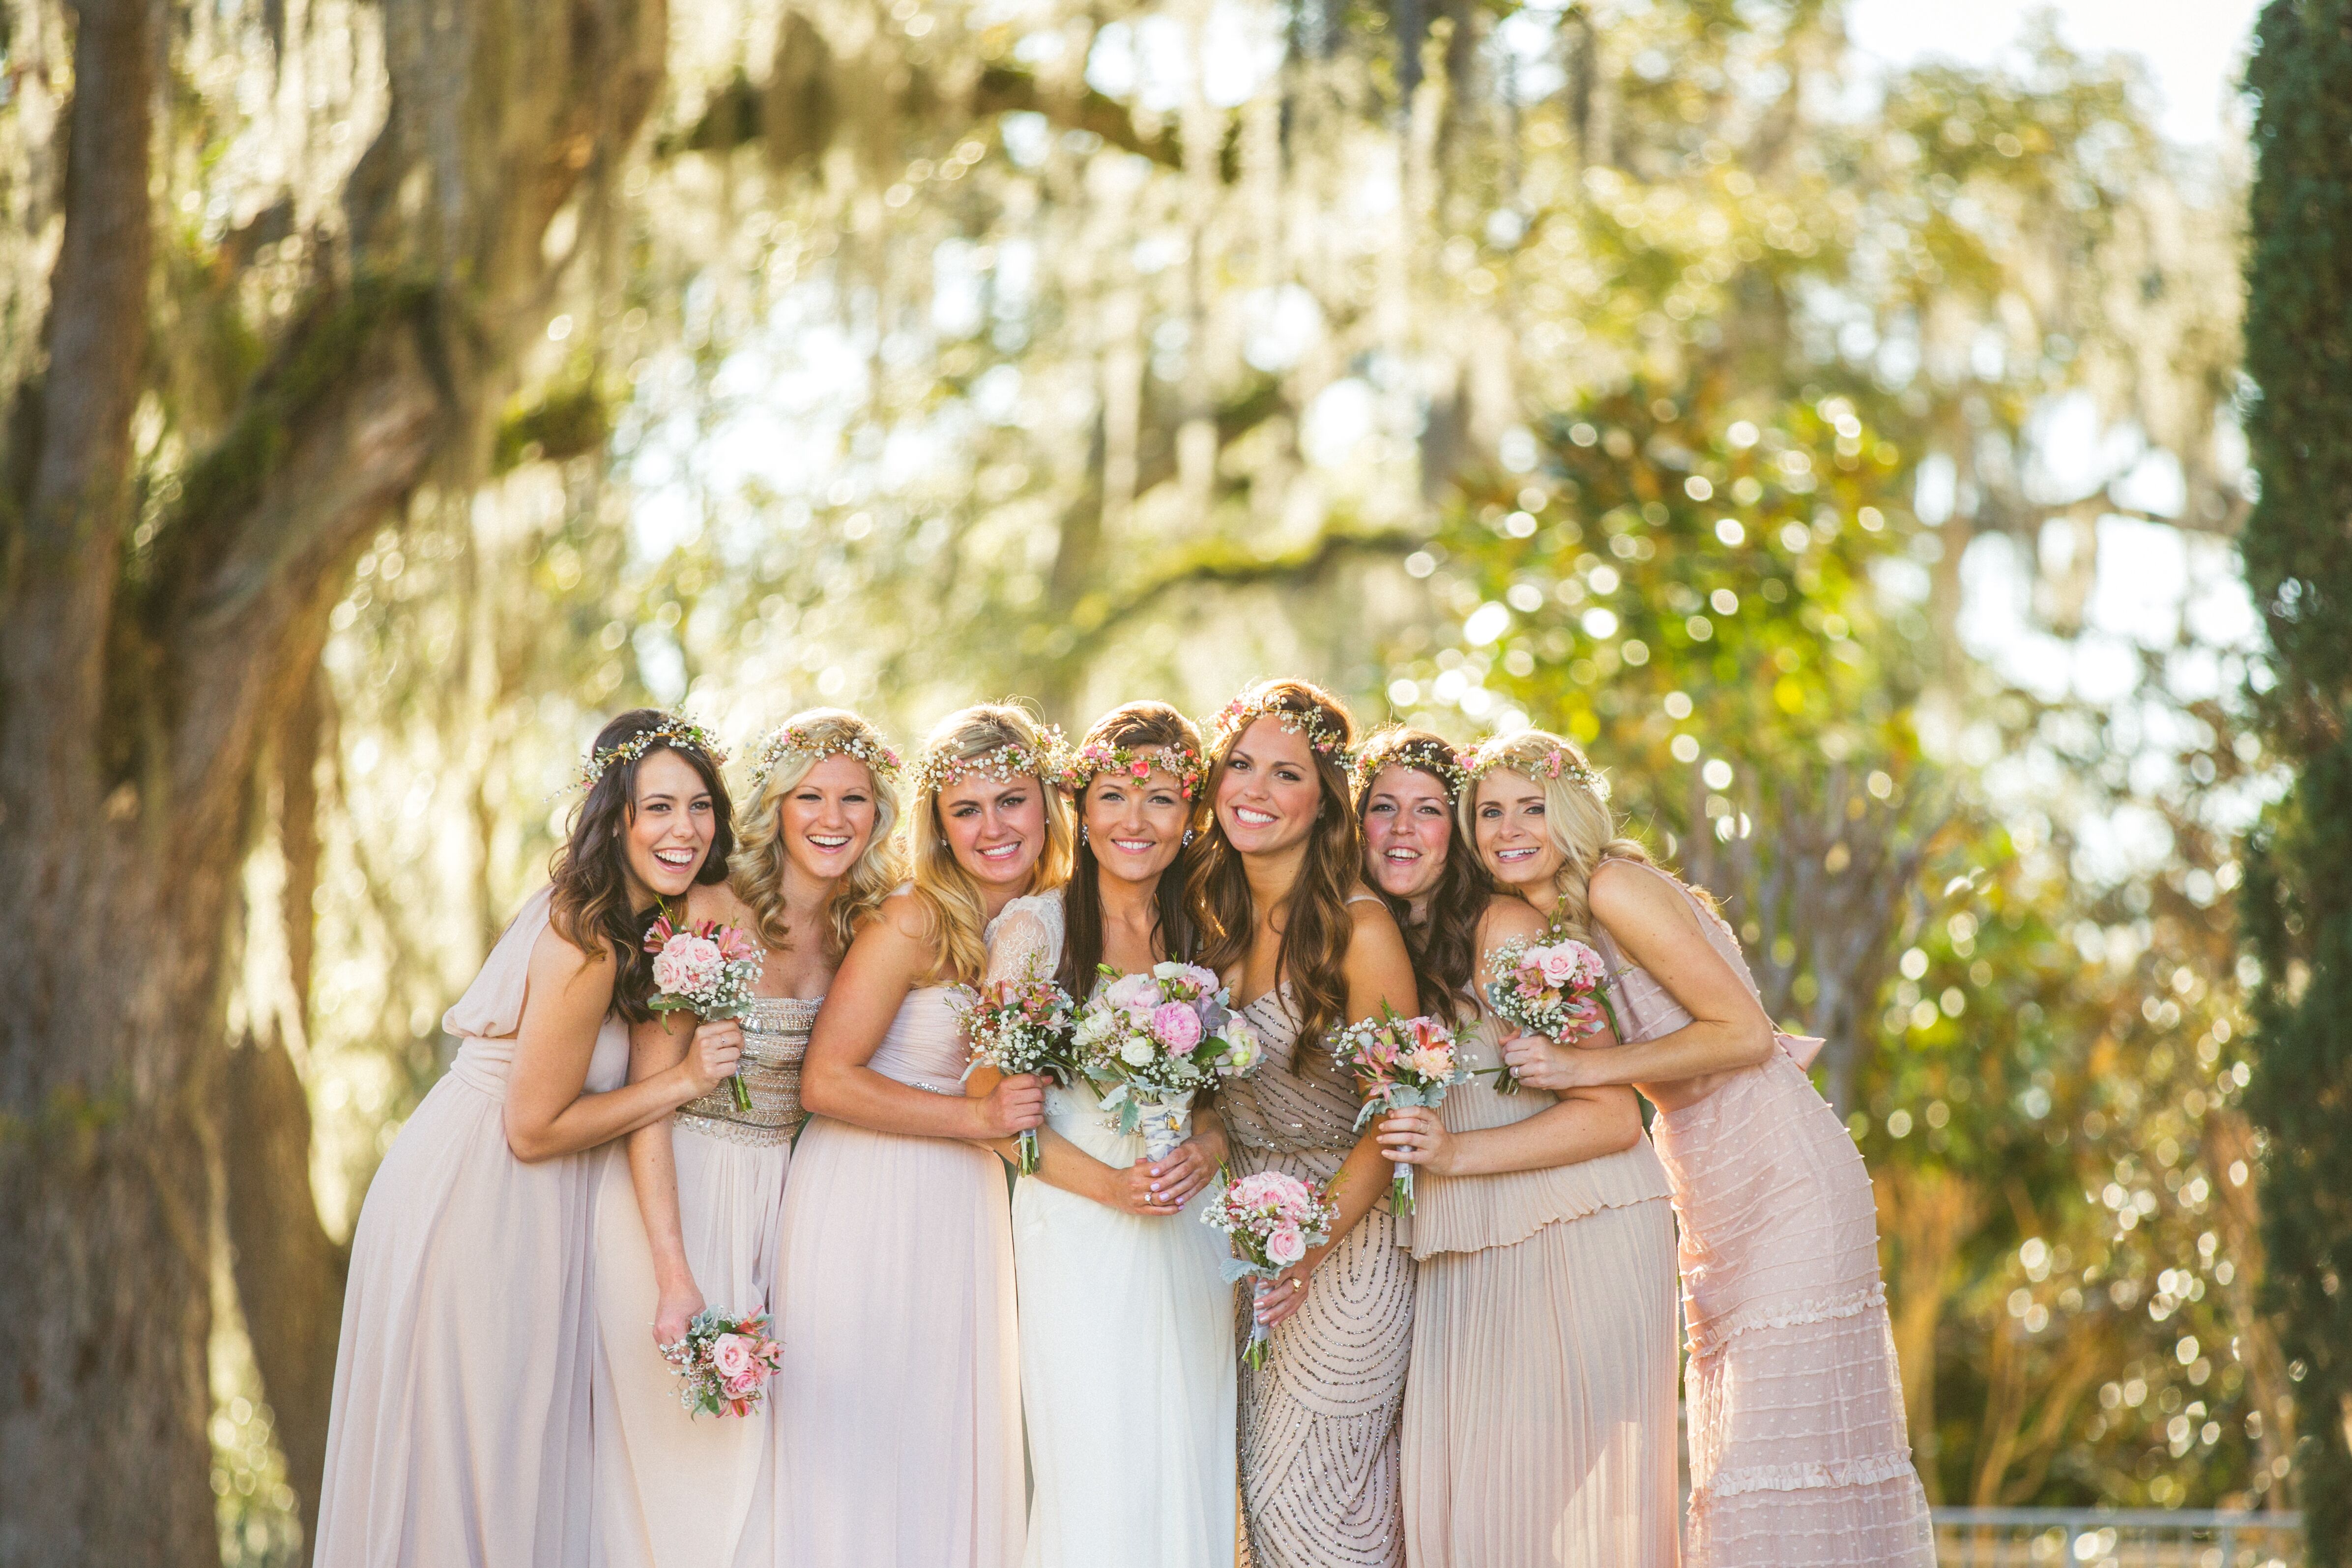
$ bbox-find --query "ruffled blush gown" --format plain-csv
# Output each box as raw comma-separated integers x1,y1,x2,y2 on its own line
1594,859,1935,1568
313,885,627,1568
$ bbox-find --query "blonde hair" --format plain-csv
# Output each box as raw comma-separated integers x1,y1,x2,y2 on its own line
907,702,1075,987
1459,729,1653,942
729,708,905,961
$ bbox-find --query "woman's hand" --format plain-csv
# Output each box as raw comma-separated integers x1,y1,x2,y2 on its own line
1375,1106,1458,1177
974,1072,1047,1139
652,1278,706,1348
1499,1031,1596,1092
679,1019,745,1097
1254,1249,1318,1330
1106,1136,1220,1216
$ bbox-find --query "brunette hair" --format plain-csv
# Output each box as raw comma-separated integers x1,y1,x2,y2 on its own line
907,703,1076,988
1353,726,1490,1018
1459,729,1656,943
548,708,736,1022
1058,702,1203,998
729,707,905,962
1188,678,1365,1045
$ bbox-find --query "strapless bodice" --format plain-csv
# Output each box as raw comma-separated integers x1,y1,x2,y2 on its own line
675,994,821,1148
869,987,971,1096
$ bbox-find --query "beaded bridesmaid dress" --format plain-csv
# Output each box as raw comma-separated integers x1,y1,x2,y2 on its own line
772,960,1022,1567
314,885,627,1568
1594,859,1935,1568
1399,1009,1682,1566
1220,978,1413,1568
991,892,1237,1568
591,995,816,1568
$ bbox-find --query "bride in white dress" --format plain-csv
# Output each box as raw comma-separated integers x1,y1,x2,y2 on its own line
966,702,1237,1568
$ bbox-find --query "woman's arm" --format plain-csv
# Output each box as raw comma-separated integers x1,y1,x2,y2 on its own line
622,1013,709,1344
800,896,1045,1141
503,929,744,1162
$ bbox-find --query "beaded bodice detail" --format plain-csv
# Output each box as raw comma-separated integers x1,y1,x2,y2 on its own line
1218,983,1362,1166
674,995,820,1148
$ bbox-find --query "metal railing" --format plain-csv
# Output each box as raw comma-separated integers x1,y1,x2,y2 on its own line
1933,1508,2305,1567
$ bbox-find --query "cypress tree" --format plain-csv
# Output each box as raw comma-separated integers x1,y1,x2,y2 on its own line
2240,1,2352,1555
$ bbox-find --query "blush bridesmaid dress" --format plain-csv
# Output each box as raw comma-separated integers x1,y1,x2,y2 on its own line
313,885,627,1568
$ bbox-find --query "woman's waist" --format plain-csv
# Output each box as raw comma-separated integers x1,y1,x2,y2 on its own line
1410,1142,1673,1256
869,1043,970,1096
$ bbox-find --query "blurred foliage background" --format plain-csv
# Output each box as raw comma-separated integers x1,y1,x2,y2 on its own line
7,0,2290,1558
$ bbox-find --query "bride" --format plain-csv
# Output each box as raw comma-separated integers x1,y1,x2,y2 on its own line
965,701,1237,1568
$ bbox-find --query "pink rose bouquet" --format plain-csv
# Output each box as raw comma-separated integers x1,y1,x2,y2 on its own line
1480,934,1621,1093
951,959,1078,1174
660,1305,784,1419
1074,961,1264,1159
1331,1005,1471,1214
645,915,766,1111
1201,1169,1337,1367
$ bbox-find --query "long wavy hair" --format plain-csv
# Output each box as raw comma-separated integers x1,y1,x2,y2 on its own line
908,703,1075,988
1353,726,1490,1019
1058,702,1203,999
1189,678,1364,1045
1458,729,1655,944
729,707,905,963
548,709,736,1023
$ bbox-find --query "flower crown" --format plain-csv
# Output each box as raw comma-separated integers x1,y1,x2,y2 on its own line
1209,690,1353,765
1061,740,1209,800
1348,734,1468,802
572,715,728,795
911,727,1069,798
1459,741,1610,801
746,723,903,798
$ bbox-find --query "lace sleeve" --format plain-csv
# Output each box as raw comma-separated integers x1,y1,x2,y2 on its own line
984,891,1066,987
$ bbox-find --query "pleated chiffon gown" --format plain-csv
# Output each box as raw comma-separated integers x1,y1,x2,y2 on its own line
1399,1012,1682,1567
772,966,1023,1567
1220,974,1415,1568
1595,859,1936,1568
590,994,818,1568
313,885,626,1568
990,892,1238,1568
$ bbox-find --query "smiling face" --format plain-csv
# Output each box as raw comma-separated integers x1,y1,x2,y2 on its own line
1472,770,1564,896
622,748,717,904
1213,717,1323,859
774,754,879,888
937,772,1046,893
1083,751,1191,888
1362,765,1453,907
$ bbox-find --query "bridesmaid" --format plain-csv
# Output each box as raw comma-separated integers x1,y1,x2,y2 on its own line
314,711,746,1568
1357,726,1682,1566
1482,730,1936,1568
1191,679,1419,1568
591,709,903,1568
775,703,1069,1568
967,701,1237,1568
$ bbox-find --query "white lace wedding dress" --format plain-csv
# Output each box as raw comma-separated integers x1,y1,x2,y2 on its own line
984,890,1237,1568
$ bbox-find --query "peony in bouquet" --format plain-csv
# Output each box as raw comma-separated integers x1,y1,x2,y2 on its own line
1201,1169,1337,1367
951,959,1079,1174
1074,961,1264,1160
645,915,766,1111
1480,934,1620,1093
1331,1005,1471,1215
660,1306,784,1419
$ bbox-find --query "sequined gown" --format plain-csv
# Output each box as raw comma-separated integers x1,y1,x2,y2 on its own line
1595,859,1934,1568
314,885,627,1568
1220,980,1413,1568
591,995,816,1568
772,966,1023,1567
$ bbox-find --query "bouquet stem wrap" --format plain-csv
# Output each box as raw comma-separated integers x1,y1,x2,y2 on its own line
1135,1091,1195,1163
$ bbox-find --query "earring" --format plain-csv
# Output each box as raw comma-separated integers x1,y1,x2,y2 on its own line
1080,823,1090,844
1182,828,1195,846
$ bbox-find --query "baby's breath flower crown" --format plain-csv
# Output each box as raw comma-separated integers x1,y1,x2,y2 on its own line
1459,738,1611,802
1208,689,1353,766
1348,732,1468,803
746,723,902,798
571,715,728,795
1059,740,1209,801
911,727,1070,799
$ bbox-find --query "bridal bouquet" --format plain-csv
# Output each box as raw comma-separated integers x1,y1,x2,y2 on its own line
952,962,1078,1174
1202,1170,1336,1368
1481,934,1619,1093
660,1306,784,1419
645,915,765,1111
1332,1006,1471,1215
1074,962,1264,1159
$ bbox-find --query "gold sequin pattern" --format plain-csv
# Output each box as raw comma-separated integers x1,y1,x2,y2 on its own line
672,995,819,1149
